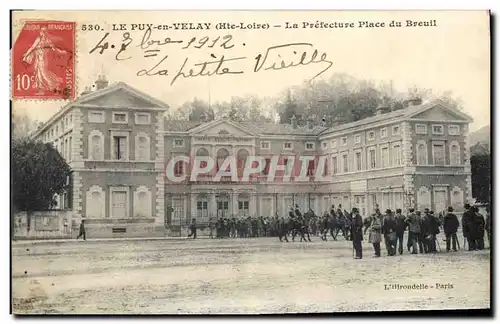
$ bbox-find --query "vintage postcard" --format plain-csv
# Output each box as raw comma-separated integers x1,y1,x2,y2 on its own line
11,10,491,314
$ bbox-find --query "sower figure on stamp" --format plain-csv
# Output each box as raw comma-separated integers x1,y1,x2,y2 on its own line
394,208,406,255
76,219,86,241
443,206,459,252
382,209,397,256
187,218,197,239
351,208,364,259
368,212,382,257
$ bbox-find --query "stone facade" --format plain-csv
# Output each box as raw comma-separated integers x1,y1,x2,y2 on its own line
31,79,474,238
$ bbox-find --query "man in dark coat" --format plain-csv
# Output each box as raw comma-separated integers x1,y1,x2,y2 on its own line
394,208,406,255
187,218,197,239
382,209,398,256
485,206,491,248
407,209,422,254
462,204,476,251
423,211,440,253
76,219,86,240
351,208,363,259
473,206,486,250
443,206,459,252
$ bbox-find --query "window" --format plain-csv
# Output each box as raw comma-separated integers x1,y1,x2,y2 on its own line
393,145,401,166
136,136,150,161
432,124,444,135
305,142,315,150
173,138,184,148
433,143,445,165
380,128,388,139
113,136,128,160
322,142,327,149
417,141,428,165
331,139,337,148
171,198,184,221
354,134,361,144
283,142,293,150
341,137,347,146
369,148,376,169
89,132,103,160
342,153,348,173
331,155,338,175
392,125,400,135
355,151,362,171
263,158,271,175
261,141,270,149
135,113,151,125
381,147,389,168
368,131,375,141
238,200,250,217
307,160,315,176
112,112,128,124
415,124,427,135
448,125,460,135
450,142,460,165
283,158,291,175
196,199,208,219
68,137,72,161
88,111,104,123
174,160,184,177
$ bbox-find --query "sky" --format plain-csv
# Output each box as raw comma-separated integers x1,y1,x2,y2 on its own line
11,10,490,131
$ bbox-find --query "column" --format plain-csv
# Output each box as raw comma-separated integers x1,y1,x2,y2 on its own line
191,192,197,219
231,190,238,218
250,193,257,218
210,191,217,219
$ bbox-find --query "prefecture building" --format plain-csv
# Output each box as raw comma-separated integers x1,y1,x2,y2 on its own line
31,77,474,237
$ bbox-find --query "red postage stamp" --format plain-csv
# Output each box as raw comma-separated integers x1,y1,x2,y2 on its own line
11,20,76,100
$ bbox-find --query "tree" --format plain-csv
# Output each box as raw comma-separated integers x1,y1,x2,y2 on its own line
12,111,39,139
277,89,302,124
12,139,71,230
471,153,491,204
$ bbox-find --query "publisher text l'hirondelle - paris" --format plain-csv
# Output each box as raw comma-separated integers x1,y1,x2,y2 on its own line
165,155,331,183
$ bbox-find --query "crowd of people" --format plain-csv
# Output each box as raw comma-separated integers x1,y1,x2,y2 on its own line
186,202,491,260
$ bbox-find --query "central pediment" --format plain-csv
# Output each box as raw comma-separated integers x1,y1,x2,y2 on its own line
76,82,169,110
189,119,257,137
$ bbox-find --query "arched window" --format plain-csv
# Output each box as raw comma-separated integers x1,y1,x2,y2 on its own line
134,186,151,217
417,186,431,211
416,141,428,165
135,133,150,161
450,141,460,165
86,185,105,218
216,148,230,172
237,149,249,177
451,186,464,211
195,147,210,169
88,130,104,160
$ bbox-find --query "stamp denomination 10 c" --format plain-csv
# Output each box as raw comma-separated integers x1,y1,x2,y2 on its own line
11,20,76,100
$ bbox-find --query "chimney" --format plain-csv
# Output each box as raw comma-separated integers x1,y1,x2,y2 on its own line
80,86,92,96
307,119,314,130
376,103,391,115
95,74,109,90
290,115,297,129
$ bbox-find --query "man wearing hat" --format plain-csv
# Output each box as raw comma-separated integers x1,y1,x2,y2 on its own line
406,208,422,254
462,203,476,251
382,209,398,256
394,208,407,255
443,206,459,252
351,207,364,259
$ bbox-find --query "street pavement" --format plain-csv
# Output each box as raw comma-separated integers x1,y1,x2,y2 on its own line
12,232,491,314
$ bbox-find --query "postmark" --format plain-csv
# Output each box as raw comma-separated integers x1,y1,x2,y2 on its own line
11,20,76,100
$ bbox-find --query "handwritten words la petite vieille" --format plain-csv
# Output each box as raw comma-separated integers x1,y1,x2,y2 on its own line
88,29,334,86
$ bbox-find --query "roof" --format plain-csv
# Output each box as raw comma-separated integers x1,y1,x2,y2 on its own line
163,118,327,135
